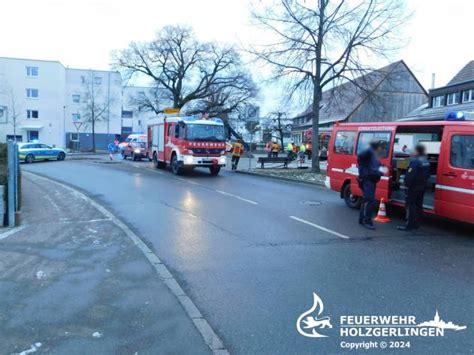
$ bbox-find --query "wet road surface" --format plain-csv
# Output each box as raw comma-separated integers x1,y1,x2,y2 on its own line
23,158,474,354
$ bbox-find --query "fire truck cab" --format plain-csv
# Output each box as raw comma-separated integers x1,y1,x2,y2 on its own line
148,114,227,176
326,120,474,225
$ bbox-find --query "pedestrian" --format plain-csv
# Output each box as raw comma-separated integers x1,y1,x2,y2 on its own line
231,139,244,170
108,141,116,161
271,141,280,158
299,143,306,162
397,144,431,231
357,140,384,230
265,140,273,158
287,141,295,160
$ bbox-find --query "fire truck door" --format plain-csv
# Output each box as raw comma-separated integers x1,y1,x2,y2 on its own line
436,129,474,223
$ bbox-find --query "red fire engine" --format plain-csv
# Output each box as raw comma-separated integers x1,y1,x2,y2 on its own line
326,119,474,224
147,113,227,176
303,128,332,160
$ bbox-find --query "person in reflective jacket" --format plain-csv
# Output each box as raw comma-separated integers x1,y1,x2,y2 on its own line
397,144,431,231
357,140,383,230
231,139,244,171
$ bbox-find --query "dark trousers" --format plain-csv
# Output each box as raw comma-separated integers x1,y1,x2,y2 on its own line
405,189,425,229
271,151,278,158
231,155,240,170
359,179,377,224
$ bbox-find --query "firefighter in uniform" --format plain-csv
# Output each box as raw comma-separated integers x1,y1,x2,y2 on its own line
357,140,383,230
397,144,431,231
231,139,244,170
271,141,280,158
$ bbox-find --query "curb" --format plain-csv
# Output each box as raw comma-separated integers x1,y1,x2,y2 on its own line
22,171,229,355
234,169,326,187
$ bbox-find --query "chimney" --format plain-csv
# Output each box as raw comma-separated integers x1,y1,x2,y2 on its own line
431,73,436,89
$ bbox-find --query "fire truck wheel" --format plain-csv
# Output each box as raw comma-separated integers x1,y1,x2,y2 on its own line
171,154,183,175
210,166,221,176
153,154,166,169
342,183,362,209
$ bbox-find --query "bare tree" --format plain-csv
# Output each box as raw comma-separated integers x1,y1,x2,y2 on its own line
126,86,169,115
113,25,257,133
0,82,22,141
261,111,292,151
80,71,112,152
250,0,407,172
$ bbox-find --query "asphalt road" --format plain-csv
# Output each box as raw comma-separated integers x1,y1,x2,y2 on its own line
23,158,473,354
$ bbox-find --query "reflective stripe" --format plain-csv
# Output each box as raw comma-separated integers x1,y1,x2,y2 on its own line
331,168,344,172
435,184,474,195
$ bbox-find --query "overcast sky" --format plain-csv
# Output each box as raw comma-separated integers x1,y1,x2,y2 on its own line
1,0,473,111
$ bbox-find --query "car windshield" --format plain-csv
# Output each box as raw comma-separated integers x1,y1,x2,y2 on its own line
186,124,225,142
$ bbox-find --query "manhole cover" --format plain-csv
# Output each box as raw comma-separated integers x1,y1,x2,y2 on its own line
299,200,322,206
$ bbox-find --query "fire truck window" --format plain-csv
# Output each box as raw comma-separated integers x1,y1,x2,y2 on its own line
356,131,391,158
334,131,356,155
168,124,173,137
451,135,474,169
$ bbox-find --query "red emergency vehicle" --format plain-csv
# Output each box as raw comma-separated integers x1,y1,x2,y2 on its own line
326,120,474,224
147,114,227,176
303,128,332,160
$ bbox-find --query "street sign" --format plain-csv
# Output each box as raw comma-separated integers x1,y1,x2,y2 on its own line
241,105,260,123
73,121,83,131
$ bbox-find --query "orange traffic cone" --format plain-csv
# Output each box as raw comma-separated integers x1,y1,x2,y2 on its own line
374,198,391,223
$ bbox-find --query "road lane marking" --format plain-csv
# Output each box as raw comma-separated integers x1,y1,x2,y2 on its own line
215,190,258,205
145,168,164,174
0,225,26,241
23,172,228,354
289,216,351,240
176,177,201,186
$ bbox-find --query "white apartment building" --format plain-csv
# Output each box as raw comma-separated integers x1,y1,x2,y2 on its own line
0,57,125,150
0,57,66,146
65,68,122,150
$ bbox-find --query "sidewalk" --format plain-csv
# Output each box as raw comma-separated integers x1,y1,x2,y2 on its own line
0,174,212,354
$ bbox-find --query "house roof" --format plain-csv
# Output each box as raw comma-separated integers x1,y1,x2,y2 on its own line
399,101,474,121
447,60,474,86
292,60,425,127
402,60,474,121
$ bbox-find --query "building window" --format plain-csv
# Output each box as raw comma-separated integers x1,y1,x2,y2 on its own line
447,92,461,105
72,94,81,103
94,77,102,85
26,88,39,98
72,113,81,121
432,95,445,107
26,66,39,77
26,110,39,119
81,76,86,84
70,133,79,141
462,89,474,103
122,110,133,118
